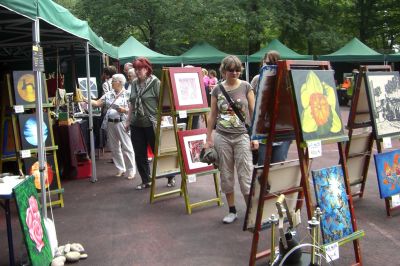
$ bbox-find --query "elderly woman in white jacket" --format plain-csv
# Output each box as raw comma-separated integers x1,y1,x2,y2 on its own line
86,74,136,179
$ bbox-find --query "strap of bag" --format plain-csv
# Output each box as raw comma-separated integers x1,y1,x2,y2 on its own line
103,89,124,117
218,84,250,131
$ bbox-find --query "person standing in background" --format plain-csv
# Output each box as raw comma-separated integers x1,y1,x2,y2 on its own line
205,55,258,224
102,65,117,95
126,68,136,93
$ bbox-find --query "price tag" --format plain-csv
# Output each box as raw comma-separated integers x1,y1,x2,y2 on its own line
307,140,322,158
178,110,187,119
391,194,400,208
187,174,196,183
20,150,31,159
382,137,392,149
14,105,24,113
325,242,339,262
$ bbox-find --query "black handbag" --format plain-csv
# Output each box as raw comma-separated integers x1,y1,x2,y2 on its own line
218,84,258,164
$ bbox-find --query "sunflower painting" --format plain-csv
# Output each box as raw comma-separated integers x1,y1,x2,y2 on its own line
290,70,346,142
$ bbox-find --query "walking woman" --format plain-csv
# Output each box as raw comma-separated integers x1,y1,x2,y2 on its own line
205,55,258,224
86,74,136,179
125,57,175,190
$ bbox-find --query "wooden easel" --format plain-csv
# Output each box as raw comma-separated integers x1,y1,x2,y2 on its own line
0,73,64,207
345,65,391,199
248,60,363,265
149,67,222,214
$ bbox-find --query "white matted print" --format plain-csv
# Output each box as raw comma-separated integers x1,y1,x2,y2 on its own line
174,72,203,106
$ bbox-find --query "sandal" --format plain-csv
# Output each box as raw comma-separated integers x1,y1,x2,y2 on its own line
136,182,151,190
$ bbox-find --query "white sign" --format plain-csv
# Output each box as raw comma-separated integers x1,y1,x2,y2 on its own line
307,140,322,158
187,174,196,183
178,110,187,119
20,150,31,158
14,105,24,113
391,194,400,208
325,242,339,262
382,137,392,149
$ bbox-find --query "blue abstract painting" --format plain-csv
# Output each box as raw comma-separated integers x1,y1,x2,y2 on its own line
312,165,353,244
373,150,400,199
18,114,51,150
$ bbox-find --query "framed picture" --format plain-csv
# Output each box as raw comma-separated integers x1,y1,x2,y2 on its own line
158,123,185,155
12,71,46,105
365,72,400,139
169,67,208,110
347,132,373,185
290,69,346,142
251,65,294,140
373,150,400,199
156,155,180,177
177,128,214,175
18,113,52,150
244,160,301,231
312,165,354,245
23,155,57,191
13,176,52,266
77,77,98,99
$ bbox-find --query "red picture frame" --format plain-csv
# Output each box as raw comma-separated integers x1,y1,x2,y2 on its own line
177,128,214,175
168,67,208,110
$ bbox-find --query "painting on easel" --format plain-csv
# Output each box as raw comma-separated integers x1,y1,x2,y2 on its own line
365,72,400,139
13,176,52,266
18,113,52,150
12,71,46,105
312,165,354,244
373,149,400,199
23,155,57,191
290,69,345,142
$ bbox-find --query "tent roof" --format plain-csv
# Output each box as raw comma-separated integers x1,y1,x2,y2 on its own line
318,37,384,62
248,39,313,62
387,52,400,62
180,42,230,64
118,36,181,64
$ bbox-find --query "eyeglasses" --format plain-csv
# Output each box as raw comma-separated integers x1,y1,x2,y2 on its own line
226,68,241,73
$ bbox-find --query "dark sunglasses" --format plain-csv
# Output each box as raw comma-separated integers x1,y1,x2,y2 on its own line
226,68,241,73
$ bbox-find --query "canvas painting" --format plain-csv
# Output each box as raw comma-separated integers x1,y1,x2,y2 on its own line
365,72,400,139
251,65,294,140
169,67,208,110
353,75,371,125
78,77,98,99
290,70,346,142
373,150,400,199
312,165,354,244
18,113,52,150
12,71,46,105
13,176,52,266
23,155,57,191
177,128,214,175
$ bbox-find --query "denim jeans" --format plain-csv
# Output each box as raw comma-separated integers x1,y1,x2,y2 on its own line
257,141,291,166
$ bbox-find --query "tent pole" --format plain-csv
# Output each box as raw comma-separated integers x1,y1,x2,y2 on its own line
33,18,47,218
245,55,249,82
85,42,97,183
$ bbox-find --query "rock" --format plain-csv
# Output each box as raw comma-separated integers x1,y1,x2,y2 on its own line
63,243,71,254
65,251,81,262
51,256,66,266
54,246,64,257
80,253,88,259
71,243,85,253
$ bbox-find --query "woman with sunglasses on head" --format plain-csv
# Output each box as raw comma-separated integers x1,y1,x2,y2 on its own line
125,57,175,190
205,55,259,224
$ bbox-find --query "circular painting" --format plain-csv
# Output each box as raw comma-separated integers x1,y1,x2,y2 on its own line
23,117,49,146
29,161,54,190
17,73,36,103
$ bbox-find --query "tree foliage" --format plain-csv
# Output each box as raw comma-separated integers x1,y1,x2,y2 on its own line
54,0,400,55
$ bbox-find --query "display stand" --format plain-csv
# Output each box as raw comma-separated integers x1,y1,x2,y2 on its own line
0,73,64,207
247,60,363,265
345,65,391,198
149,67,222,214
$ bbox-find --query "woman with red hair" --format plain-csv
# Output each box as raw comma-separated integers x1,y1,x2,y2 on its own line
125,57,175,189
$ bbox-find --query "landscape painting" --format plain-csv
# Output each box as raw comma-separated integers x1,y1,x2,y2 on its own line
373,150,400,199
312,165,354,244
290,70,346,142
365,72,400,139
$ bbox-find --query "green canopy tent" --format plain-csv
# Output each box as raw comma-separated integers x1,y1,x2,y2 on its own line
180,42,230,64
118,36,181,65
248,39,313,62
387,52,400,62
318,37,385,62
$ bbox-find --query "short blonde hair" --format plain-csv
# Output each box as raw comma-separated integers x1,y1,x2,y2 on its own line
219,55,243,76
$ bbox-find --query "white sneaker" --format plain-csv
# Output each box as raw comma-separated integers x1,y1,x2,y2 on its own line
222,213,237,224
